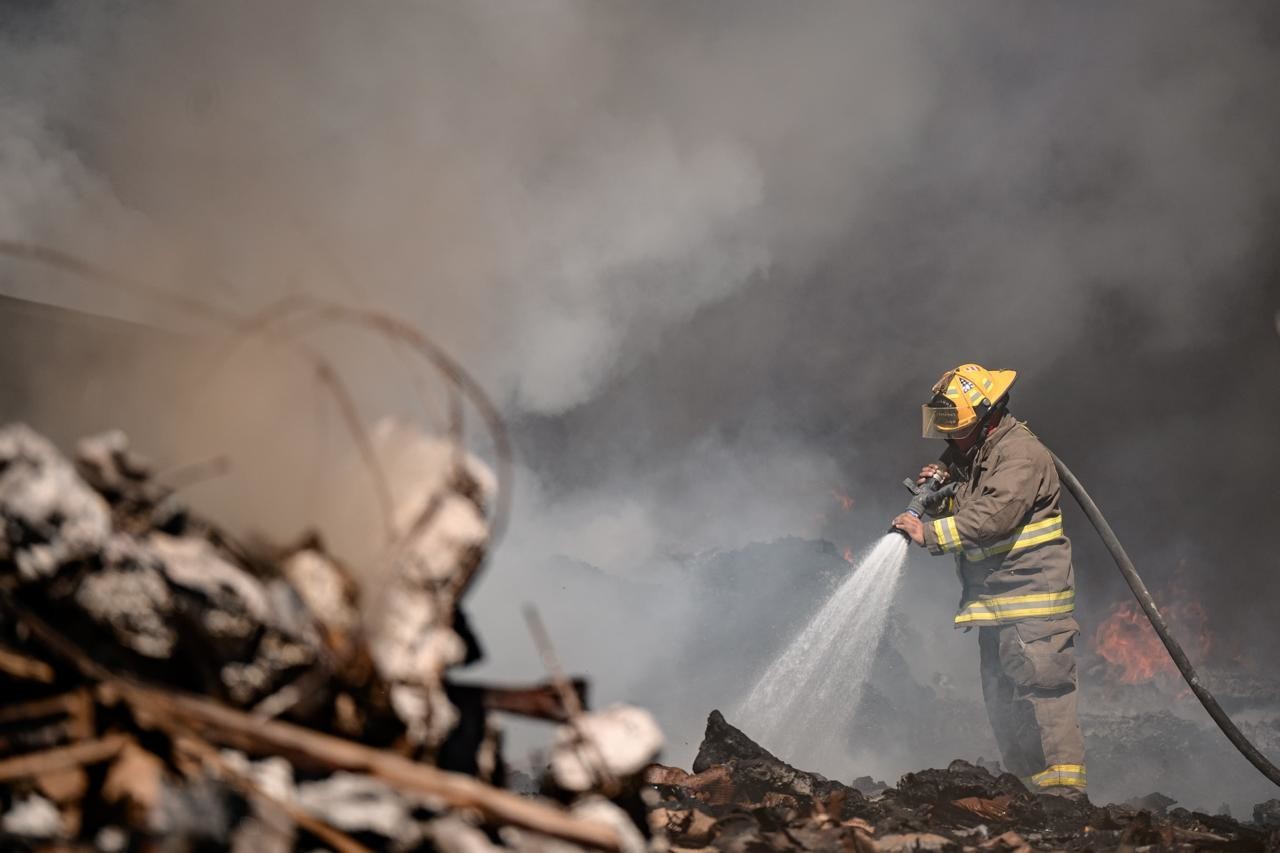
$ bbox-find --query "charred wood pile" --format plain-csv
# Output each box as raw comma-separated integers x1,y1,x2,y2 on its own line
647,710,1280,852
0,423,660,852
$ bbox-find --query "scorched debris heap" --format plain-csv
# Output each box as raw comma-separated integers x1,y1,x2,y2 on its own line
651,711,1280,852
0,423,657,851
1,422,1280,852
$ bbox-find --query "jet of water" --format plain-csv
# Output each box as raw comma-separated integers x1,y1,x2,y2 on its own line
735,533,909,774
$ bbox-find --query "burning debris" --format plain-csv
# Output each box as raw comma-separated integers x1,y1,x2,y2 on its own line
1093,591,1213,687
831,492,856,514
646,710,1280,852
0,423,659,851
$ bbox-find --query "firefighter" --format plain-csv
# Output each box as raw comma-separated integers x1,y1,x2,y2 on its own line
891,364,1086,798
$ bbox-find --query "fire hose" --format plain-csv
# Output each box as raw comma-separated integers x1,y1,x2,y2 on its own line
893,457,1280,787
1052,453,1280,788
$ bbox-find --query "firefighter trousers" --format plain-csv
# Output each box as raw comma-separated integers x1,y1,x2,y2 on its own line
978,617,1087,791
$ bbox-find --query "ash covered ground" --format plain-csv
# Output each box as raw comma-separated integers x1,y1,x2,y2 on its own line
648,707,1280,851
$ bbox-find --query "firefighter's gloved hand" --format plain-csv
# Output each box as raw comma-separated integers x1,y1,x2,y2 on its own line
892,513,925,546
917,464,949,486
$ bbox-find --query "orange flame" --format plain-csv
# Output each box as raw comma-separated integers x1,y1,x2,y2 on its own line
842,547,855,564
832,490,855,512
1094,595,1212,685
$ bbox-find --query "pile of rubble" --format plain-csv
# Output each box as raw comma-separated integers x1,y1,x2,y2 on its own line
646,711,1280,851
8,420,1280,852
0,423,660,851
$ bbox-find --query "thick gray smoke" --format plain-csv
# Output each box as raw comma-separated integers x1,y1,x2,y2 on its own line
1,0,1278,813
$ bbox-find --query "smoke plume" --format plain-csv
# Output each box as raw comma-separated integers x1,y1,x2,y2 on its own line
1,0,1278,813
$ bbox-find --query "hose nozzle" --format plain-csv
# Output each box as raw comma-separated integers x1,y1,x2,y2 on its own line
889,469,955,535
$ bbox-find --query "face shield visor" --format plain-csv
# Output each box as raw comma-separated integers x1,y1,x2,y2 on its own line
921,394,976,439
922,404,957,439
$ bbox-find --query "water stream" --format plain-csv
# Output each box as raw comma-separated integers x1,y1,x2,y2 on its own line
736,533,910,773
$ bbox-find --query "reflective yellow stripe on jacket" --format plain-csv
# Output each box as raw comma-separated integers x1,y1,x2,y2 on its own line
954,589,1075,625
1028,764,1087,790
931,516,963,553
964,515,1063,561
931,515,1063,562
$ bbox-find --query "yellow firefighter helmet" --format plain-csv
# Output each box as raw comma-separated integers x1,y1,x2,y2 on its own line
921,363,1017,439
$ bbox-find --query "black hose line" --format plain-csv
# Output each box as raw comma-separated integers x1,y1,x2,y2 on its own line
1052,453,1280,788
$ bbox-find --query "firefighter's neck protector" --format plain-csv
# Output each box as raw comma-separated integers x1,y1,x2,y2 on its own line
922,363,1016,439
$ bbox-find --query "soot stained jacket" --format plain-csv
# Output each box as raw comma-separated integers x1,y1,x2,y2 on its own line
921,417,1075,627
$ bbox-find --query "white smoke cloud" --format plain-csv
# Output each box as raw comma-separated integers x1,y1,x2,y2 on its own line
502,128,767,412
0,1,941,413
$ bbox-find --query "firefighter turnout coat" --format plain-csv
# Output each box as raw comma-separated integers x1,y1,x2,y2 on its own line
920,415,1086,791
922,416,1074,627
